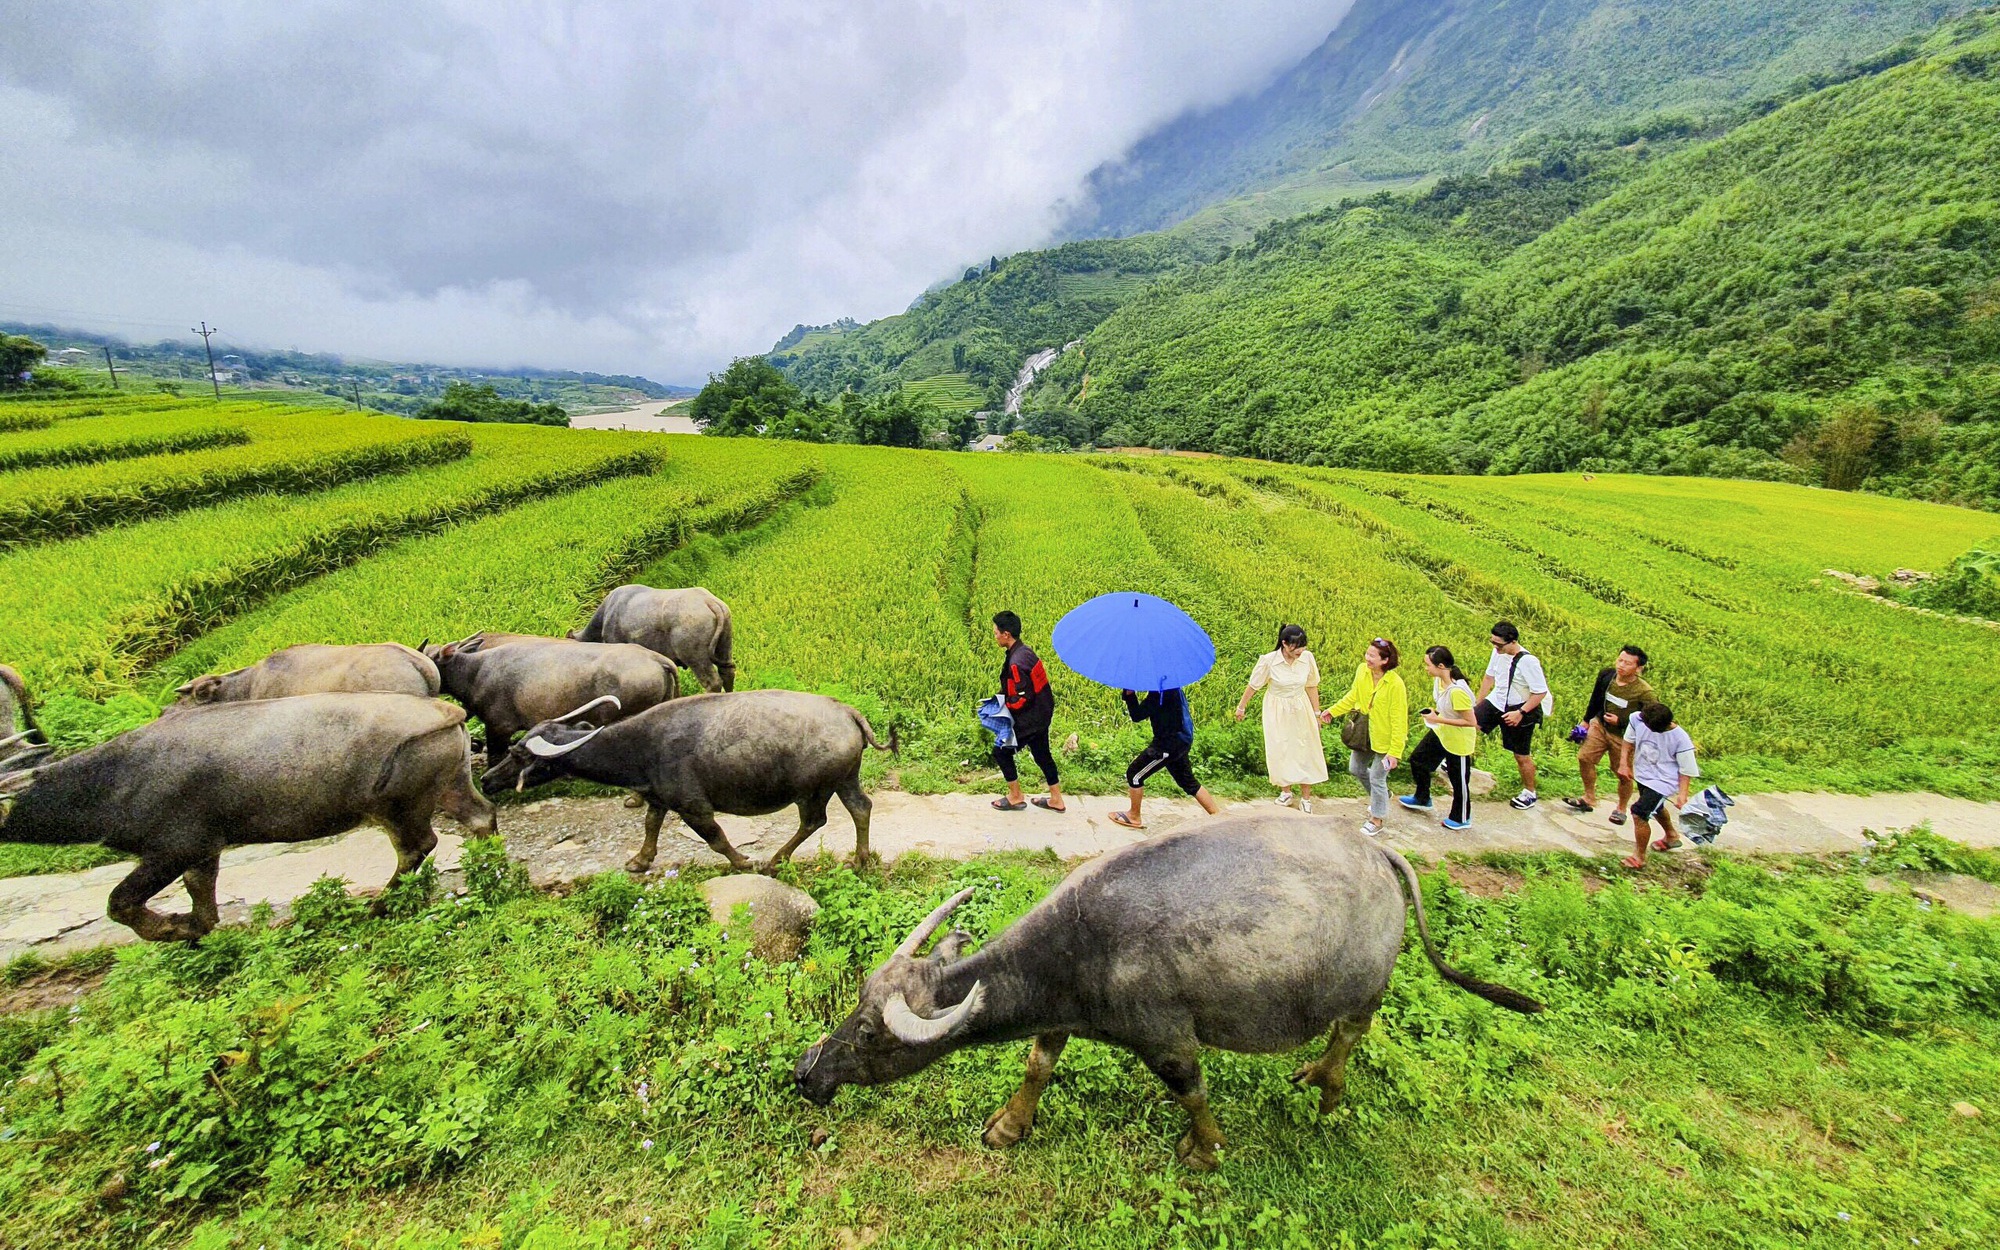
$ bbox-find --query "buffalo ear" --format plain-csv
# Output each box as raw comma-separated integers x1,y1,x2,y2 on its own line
440,644,459,660
932,930,972,965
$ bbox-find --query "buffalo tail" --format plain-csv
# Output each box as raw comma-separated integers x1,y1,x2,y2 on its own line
856,712,898,754
1379,846,1545,1014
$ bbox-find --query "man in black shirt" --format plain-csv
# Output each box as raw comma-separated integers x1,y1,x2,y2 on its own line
1110,686,1221,829
991,611,1064,812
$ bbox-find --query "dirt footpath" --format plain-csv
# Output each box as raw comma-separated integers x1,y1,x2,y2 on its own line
3,788,1995,962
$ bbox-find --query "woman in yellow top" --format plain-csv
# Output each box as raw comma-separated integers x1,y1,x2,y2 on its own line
1320,637,1407,837
1399,645,1479,831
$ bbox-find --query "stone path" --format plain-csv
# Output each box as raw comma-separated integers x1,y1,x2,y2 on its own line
3,788,1994,962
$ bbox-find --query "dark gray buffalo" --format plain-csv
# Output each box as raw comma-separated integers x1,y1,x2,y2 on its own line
173,642,440,705
793,815,1543,1169
572,585,735,693
435,637,679,757
0,694,496,942
479,690,891,872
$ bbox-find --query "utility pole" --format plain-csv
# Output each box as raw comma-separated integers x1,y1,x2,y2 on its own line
191,322,221,399
349,380,363,410
103,346,120,389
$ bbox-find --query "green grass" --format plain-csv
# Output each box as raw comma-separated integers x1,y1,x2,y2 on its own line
899,373,986,415
0,407,256,472
1,842,1995,1247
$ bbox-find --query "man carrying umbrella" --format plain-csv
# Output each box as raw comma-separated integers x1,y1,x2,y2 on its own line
1048,591,1224,832
1112,685,1221,829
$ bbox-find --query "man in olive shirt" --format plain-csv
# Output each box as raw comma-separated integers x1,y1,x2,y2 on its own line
1565,645,1653,824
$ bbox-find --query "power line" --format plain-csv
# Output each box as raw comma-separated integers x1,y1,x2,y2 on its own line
192,322,222,400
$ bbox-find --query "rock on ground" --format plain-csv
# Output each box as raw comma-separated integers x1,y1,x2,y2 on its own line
700,875,820,961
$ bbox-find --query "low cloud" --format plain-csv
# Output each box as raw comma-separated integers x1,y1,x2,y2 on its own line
0,1,1349,380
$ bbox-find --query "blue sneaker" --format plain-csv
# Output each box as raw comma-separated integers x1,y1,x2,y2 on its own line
1396,795,1433,813
1441,817,1472,831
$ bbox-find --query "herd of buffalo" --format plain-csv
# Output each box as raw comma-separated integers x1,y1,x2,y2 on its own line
0,584,892,941
0,583,1545,1169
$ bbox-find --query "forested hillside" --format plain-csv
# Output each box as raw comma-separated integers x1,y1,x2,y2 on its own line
1051,13,2000,507
767,232,1215,411
1069,0,1975,239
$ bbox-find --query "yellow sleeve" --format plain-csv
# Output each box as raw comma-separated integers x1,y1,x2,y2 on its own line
1326,664,1365,717
1382,672,1409,758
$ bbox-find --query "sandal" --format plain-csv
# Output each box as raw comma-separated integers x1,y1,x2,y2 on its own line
991,798,1027,811
1562,797,1594,813
1031,796,1066,813
1650,836,1683,852
1108,811,1145,830
1621,855,1646,870
1608,810,1628,825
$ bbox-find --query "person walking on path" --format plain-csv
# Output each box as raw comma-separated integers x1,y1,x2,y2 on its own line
1111,686,1221,829
1321,638,1407,837
1234,624,1328,812
1399,645,1478,830
1565,645,1653,824
989,611,1064,813
1474,621,1548,810
1617,702,1699,869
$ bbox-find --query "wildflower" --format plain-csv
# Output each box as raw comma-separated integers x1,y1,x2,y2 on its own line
641,1138,654,1151
145,1141,161,1153
1837,1213,1851,1222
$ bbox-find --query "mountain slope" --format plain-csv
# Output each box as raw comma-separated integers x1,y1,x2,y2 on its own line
1068,0,1975,240
1063,12,2000,505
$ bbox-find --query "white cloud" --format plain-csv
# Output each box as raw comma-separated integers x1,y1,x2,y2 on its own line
0,1,1350,380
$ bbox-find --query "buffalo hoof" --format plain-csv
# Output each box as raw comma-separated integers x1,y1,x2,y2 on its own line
1175,1131,1221,1172
624,857,655,875
982,1106,1032,1150
757,857,791,877
1289,1063,1345,1114
623,793,646,809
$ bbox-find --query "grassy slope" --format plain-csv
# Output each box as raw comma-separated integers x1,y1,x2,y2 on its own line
1070,15,2000,505
2,841,1996,1248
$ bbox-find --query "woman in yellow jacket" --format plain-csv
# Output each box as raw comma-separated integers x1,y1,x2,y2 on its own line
1320,637,1407,837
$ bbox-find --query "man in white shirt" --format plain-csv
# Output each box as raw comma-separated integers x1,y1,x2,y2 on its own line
1617,701,1699,868
1473,620,1547,809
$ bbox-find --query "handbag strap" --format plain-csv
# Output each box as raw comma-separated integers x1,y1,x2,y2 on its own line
1505,652,1523,708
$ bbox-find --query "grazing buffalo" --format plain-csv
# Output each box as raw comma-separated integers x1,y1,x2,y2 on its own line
479,690,891,873
1,664,44,747
173,642,440,706
572,585,736,693
793,815,1544,1170
434,637,679,758
0,694,495,942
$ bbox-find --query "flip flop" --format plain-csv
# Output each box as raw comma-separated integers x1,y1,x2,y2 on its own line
1108,811,1145,830
991,798,1027,811
1031,797,1067,813
1562,798,1594,813
1621,855,1647,870
1608,810,1628,825
1650,837,1683,852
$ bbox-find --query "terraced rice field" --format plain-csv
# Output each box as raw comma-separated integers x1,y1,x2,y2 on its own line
4,393,1998,797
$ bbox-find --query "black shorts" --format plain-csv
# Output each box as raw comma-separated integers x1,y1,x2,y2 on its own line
1632,784,1669,820
1475,701,1537,756
1128,742,1200,795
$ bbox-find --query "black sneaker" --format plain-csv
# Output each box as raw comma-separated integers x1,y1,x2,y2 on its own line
1509,790,1539,810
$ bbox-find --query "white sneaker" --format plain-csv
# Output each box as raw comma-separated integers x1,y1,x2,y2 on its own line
1509,790,1539,810
1275,789,1294,807
1298,798,1314,814
1360,819,1383,837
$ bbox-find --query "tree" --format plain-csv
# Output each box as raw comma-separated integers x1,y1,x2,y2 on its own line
0,334,47,386
691,357,800,437
848,388,941,448
416,381,568,426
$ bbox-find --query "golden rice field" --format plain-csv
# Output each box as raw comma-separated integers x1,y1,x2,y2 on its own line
3,390,1998,798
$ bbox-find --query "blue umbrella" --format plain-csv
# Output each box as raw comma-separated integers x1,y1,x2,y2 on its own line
1051,592,1216,692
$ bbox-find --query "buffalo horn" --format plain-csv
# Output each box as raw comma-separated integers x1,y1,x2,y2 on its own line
551,694,622,723
0,731,32,752
892,886,976,961
523,725,605,757
0,768,35,799
882,982,986,1046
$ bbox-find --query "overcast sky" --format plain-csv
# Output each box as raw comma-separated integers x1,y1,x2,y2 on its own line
0,1,1349,383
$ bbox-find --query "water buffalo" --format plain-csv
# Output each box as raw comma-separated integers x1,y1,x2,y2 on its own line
434,637,679,758
479,690,891,873
572,585,735,693
421,631,561,660
1,663,44,747
0,694,495,942
173,642,440,706
793,815,1544,1169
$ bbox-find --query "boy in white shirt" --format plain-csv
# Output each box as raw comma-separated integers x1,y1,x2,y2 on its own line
1617,702,1699,869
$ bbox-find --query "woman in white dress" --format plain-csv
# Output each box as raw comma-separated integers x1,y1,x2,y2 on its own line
1233,624,1329,811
